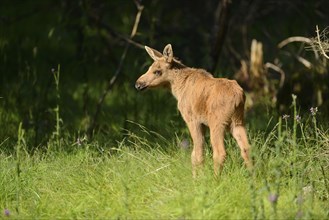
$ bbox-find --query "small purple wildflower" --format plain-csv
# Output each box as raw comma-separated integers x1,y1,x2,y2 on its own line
282,114,290,120
75,136,86,146
310,107,318,116
268,194,279,204
296,194,304,205
295,115,301,123
77,137,82,146
296,210,303,219
180,139,190,150
4,209,10,217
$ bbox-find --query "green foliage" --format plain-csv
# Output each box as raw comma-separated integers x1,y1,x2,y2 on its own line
1,97,329,218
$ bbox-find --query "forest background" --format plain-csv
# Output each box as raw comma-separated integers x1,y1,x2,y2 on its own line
1,0,328,147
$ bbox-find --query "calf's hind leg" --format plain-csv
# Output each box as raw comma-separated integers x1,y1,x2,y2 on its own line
231,125,252,169
209,125,227,176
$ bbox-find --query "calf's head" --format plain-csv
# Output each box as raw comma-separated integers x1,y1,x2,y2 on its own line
135,44,174,91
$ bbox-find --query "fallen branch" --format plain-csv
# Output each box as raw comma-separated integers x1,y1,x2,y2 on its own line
265,62,285,88
87,0,144,137
278,36,312,48
278,36,319,59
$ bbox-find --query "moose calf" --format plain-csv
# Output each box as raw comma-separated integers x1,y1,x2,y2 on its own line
135,44,252,176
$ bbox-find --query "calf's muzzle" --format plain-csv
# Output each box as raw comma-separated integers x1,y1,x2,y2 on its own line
135,81,147,91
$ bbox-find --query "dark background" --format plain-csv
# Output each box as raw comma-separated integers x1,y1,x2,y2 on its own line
0,0,328,148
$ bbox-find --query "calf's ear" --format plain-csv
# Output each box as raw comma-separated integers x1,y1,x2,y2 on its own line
163,44,173,63
145,46,162,61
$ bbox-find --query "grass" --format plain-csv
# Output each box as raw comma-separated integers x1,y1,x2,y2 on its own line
0,72,328,219
1,111,329,219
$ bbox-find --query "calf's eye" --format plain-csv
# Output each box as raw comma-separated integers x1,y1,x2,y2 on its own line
153,70,162,76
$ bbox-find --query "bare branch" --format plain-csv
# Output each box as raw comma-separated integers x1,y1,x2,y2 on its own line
87,1,144,137
211,0,232,72
295,55,312,69
315,25,329,59
86,9,144,49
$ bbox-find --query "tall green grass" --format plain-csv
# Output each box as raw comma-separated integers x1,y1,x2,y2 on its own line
0,69,328,218
1,104,328,219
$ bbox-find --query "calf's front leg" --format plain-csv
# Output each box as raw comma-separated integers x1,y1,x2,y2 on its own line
186,121,205,177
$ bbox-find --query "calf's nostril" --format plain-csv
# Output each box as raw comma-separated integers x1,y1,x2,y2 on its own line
135,82,145,90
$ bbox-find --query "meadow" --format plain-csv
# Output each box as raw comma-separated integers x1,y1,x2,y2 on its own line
1,98,328,219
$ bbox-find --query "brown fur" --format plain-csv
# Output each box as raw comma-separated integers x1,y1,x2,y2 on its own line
135,44,252,176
